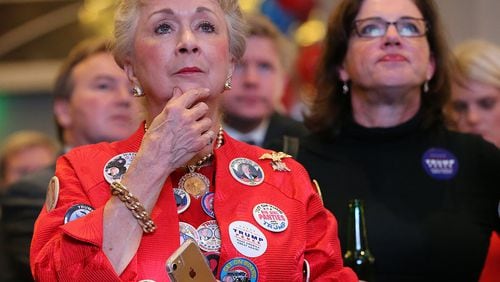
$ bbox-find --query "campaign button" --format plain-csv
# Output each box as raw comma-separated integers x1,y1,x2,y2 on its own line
303,259,310,282
64,204,94,224
174,188,190,214
253,203,288,232
201,192,215,218
229,221,267,257
421,148,459,180
220,257,258,282
103,152,136,184
229,158,264,186
179,222,199,244
45,176,59,212
197,220,221,252
205,251,220,277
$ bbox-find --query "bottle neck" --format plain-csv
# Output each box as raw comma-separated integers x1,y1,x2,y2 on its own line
346,199,370,251
344,199,376,281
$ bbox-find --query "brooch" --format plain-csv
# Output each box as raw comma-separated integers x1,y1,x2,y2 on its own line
259,151,292,172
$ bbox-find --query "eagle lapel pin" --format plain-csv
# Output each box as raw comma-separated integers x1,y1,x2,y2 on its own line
259,151,292,172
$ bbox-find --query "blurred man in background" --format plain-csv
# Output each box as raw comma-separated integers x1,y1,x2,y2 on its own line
1,37,142,281
221,13,308,148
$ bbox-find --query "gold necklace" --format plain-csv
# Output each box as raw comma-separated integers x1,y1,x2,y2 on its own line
178,127,223,198
189,126,224,169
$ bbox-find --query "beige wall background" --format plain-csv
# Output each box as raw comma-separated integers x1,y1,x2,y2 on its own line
1,0,500,94
0,0,499,141
321,0,500,46
437,0,500,46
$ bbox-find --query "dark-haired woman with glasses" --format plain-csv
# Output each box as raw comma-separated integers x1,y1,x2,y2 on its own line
288,0,500,281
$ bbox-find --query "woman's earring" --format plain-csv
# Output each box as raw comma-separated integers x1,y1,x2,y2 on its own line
132,85,145,97
342,81,349,95
423,81,429,93
224,77,232,90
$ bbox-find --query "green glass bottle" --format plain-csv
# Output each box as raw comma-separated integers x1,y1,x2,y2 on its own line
343,199,376,281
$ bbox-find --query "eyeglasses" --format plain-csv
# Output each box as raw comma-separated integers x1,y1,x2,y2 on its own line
352,17,428,38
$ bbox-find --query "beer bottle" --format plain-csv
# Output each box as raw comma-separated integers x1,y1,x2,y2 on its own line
343,199,376,281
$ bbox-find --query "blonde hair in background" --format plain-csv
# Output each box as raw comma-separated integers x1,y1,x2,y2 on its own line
0,130,60,183
113,0,247,68
453,40,500,88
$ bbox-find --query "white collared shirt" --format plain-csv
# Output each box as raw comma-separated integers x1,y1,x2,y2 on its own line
223,119,270,146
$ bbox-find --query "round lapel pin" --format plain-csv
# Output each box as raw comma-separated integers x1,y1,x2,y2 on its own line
174,188,190,214
303,259,310,282
229,221,267,257
179,222,200,245
229,158,264,186
204,251,220,277
220,257,258,282
45,176,60,212
103,152,136,184
253,203,288,232
197,220,221,252
421,148,459,180
201,192,215,218
63,204,94,224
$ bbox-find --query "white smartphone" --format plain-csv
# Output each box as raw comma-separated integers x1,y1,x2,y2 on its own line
166,239,217,282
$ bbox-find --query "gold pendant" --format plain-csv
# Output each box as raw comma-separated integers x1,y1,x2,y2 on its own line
179,171,210,199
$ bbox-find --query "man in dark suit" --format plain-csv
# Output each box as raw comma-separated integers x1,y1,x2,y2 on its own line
221,14,308,149
0,37,141,281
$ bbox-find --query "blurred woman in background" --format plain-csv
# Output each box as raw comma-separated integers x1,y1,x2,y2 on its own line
446,39,500,282
293,0,500,281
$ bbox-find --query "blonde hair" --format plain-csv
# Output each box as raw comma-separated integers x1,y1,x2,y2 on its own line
113,0,247,67
0,130,60,182
453,40,500,88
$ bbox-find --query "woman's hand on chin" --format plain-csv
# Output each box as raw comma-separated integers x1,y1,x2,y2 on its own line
142,87,215,170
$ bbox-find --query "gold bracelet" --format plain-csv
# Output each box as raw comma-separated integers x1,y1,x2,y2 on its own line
110,181,156,233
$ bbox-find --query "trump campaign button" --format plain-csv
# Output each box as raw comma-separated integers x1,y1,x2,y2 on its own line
253,203,288,232
421,148,459,180
229,221,267,257
197,220,221,252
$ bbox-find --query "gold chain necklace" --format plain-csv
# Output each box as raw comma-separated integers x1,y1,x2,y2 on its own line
188,126,224,171
143,123,223,198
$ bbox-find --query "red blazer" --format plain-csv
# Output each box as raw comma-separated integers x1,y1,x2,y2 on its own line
31,126,356,281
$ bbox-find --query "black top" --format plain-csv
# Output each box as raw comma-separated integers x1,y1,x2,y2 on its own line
1,165,54,282
262,112,308,149
295,112,500,282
